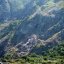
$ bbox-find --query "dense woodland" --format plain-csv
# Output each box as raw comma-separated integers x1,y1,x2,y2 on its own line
0,41,64,64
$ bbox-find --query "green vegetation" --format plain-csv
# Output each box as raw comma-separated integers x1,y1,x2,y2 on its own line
0,41,64,64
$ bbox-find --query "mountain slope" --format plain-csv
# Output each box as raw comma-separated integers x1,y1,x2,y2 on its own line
0,0,64,57
1,41,64,64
